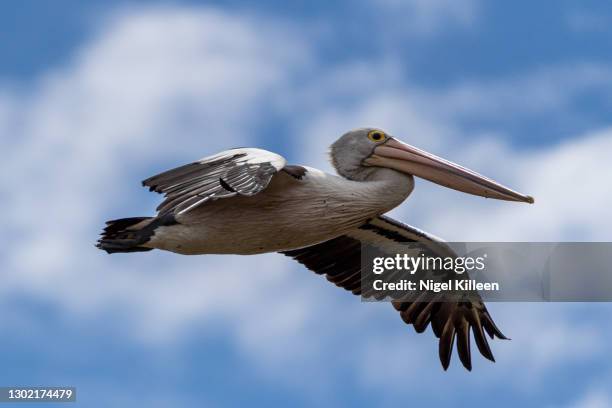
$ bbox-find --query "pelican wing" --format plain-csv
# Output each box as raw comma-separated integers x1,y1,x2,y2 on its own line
143,148,286,215
281,215,506,371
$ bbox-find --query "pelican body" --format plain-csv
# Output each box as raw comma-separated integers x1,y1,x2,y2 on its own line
97,128,533,370
151,166,412,255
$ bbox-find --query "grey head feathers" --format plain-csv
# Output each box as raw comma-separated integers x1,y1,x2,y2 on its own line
330,127,388,181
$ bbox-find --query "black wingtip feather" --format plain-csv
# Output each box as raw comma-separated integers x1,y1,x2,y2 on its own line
456,320,472,371
482,311,508,340
465,309,495,362
439,319,456,370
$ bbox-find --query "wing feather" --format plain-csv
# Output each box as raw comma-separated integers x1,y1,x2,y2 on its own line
143,148,286,215
281,215,507,371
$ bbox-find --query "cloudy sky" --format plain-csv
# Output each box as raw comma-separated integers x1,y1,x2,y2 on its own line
2,0,612,407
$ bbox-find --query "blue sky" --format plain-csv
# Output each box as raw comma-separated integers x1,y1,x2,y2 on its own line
2,1,612,407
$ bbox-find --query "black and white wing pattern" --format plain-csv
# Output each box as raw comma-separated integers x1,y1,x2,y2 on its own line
143,148,286,215
281,215,507,371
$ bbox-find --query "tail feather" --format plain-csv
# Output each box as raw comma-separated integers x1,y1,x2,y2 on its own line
97,216,156,254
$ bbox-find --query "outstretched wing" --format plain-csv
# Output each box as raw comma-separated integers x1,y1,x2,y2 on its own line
143,148,286,215
281,215,506,371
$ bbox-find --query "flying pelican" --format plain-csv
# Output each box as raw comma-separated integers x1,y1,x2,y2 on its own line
97,128,533,370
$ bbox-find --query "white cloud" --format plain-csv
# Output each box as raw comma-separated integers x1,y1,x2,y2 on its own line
566,388,612,408
0,5,319,362
372,0,480,35
417,64,612,121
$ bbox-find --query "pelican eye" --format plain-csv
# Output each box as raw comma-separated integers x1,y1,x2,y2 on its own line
367,130,386,142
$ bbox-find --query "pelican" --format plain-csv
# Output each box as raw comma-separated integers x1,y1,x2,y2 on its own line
97,128,533,370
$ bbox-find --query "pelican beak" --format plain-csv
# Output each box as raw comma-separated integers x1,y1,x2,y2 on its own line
365,138,534,203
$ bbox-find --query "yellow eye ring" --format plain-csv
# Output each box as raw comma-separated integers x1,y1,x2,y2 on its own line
367,130,386,142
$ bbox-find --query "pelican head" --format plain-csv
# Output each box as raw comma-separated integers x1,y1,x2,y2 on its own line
331,128,534,203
